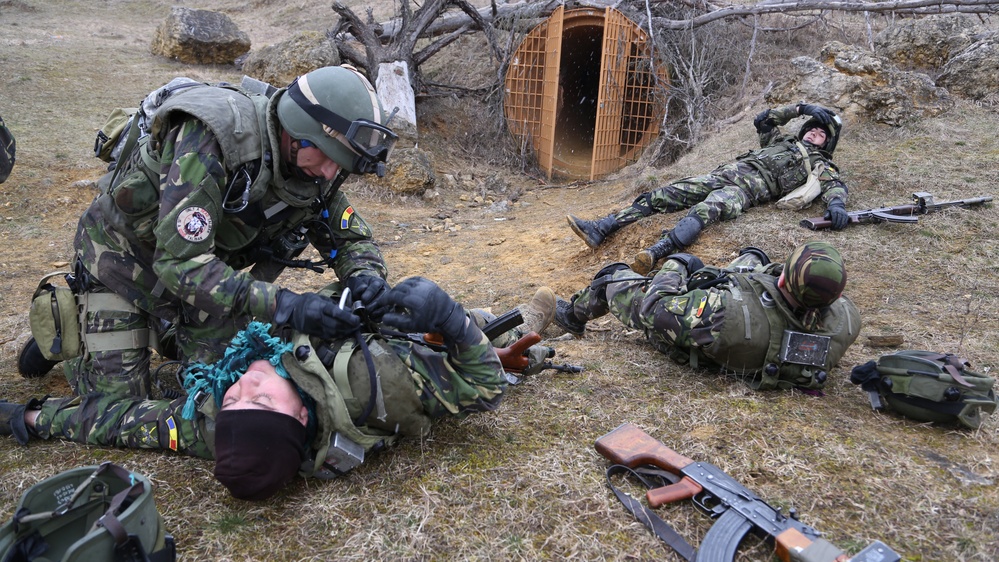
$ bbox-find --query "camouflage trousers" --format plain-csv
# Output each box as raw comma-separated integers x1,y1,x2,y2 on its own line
612,161,774,229
568,252,764,355
65,259,249,401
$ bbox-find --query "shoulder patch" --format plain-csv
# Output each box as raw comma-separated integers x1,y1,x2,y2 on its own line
177,206,213,242
340,206,354,229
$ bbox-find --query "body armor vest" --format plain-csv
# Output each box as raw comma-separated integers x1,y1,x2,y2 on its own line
738,138,813,196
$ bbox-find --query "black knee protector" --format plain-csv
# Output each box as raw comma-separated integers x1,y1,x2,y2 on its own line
738,246,771,266
628,193,657,217
590,262,632,293
665,253,705,276
667,215,704,249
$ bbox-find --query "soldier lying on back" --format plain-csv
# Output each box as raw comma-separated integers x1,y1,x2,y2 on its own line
3,278,556,501
567,104,851,274
553,241,861,391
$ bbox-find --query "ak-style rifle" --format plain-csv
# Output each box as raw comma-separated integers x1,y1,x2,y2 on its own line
800,191,992,230
595,423,901,562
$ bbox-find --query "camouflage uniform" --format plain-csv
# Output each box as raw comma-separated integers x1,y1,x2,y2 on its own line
31,312,506,462
565,250,862,390
609,105,848,228
66,84,386,399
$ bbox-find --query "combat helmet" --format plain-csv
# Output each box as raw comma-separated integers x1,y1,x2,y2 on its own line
276,65,398,177
783,241,846,309
797,113,842,155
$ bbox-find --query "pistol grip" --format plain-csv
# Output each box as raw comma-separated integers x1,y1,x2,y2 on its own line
495,332,542,373
646,476,702,508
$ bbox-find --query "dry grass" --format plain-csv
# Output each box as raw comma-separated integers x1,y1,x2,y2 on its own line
2,1,999,561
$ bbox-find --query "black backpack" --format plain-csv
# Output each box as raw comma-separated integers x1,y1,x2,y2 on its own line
0,113,15,184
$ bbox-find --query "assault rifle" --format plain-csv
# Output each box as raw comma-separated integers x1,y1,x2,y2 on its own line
800,191,992,230
595,423,901,562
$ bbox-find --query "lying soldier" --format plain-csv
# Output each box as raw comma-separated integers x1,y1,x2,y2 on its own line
2,278,557,501
553,241,861,391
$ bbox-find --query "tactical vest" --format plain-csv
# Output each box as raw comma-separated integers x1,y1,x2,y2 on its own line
738,138,813,196
282,331,433,480
93,85,332,271
700,273,861,390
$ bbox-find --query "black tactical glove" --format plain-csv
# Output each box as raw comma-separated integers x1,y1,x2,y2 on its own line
753,109,775,134
796,103,836,125
1,398,44,446
824,198,849,230
380,277,475,345
346,274,389,314
273,289,360,340
850,360,880,391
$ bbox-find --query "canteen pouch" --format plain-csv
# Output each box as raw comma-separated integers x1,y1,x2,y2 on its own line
28,272,81,361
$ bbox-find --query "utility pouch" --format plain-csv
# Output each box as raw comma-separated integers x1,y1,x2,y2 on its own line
28,271,82,361
93,107,137,163
779,330,831,368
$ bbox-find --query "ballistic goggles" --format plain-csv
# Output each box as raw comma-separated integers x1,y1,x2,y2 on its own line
286,78,398,176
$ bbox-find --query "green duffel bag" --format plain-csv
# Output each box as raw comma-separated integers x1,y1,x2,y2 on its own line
852,350,998,429
0,462,175,562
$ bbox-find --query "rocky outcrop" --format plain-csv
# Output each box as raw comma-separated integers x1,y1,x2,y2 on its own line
874,15,981,71
240,31,341,88
937,31,999,102
151,8,250,65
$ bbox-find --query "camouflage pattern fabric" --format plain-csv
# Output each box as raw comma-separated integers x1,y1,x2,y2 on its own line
783,241,847,309
32,316,506,461
612,105,848,229
70,113,386,398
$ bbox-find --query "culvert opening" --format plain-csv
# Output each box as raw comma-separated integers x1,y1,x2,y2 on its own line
503,6,667,181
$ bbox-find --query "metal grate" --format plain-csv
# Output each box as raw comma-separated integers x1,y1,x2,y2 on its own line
504,7,666,181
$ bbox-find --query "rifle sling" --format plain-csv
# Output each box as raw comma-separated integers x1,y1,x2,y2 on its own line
605,464,696,561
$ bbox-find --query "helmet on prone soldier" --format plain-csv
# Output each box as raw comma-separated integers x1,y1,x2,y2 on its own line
783,241,846,309
276,65,397,175
797,115,842,155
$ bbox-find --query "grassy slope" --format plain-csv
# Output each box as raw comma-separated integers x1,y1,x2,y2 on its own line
1,1,997,560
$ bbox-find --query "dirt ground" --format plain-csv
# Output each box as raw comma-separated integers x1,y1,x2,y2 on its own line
2,1,999,561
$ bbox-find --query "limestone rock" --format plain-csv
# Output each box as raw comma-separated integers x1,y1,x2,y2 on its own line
241,31,341,88
375,147,435,195
151,7,250,65
937,32,999,101
874,15,981,71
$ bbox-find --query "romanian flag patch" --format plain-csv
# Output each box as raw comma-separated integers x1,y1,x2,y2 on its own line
166,416,178,451
340,206,354,229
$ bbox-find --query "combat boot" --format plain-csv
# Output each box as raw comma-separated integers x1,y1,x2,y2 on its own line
17,337,59,379
516,287,556,335
1,398,44,445
632,215,705,275
554,297,587,336
567,214,622,249
632,238,676,275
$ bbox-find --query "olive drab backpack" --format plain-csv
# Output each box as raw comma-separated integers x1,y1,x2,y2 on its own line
0,463,176,562
852,350,998,429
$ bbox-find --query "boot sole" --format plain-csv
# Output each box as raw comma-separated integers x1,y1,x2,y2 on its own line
631,251,656,275
566,216,602,250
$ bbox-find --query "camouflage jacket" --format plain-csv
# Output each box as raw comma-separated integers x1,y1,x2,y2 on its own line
77,84,387,322
735,105,848,205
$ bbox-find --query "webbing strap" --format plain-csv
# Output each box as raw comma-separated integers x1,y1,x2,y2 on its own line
332,339,357,401
80,291,150,352
605,465,697,561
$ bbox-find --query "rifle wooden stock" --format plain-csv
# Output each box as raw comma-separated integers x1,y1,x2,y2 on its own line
494,332,542,373
595,423,902,562
594,423,704,507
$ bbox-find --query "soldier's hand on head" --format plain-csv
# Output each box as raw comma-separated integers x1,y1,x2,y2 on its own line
753,109,775,134
824,198,849,230
273,289,360,340
346,274,389,316
797,103,836,125
379,277,471,343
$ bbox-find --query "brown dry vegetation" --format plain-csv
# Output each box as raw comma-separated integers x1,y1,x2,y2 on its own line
1,1,998,561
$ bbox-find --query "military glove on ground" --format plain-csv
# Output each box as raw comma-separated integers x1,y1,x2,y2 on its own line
273,289,360,340
380,276,476,345
824,199,849,230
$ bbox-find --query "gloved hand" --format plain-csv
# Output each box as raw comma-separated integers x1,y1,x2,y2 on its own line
380,277,473,344
1,398,44,446
346,274,389,314
273,289,360,340
796,103,836,125
824,198,849,230
753,109,774,134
